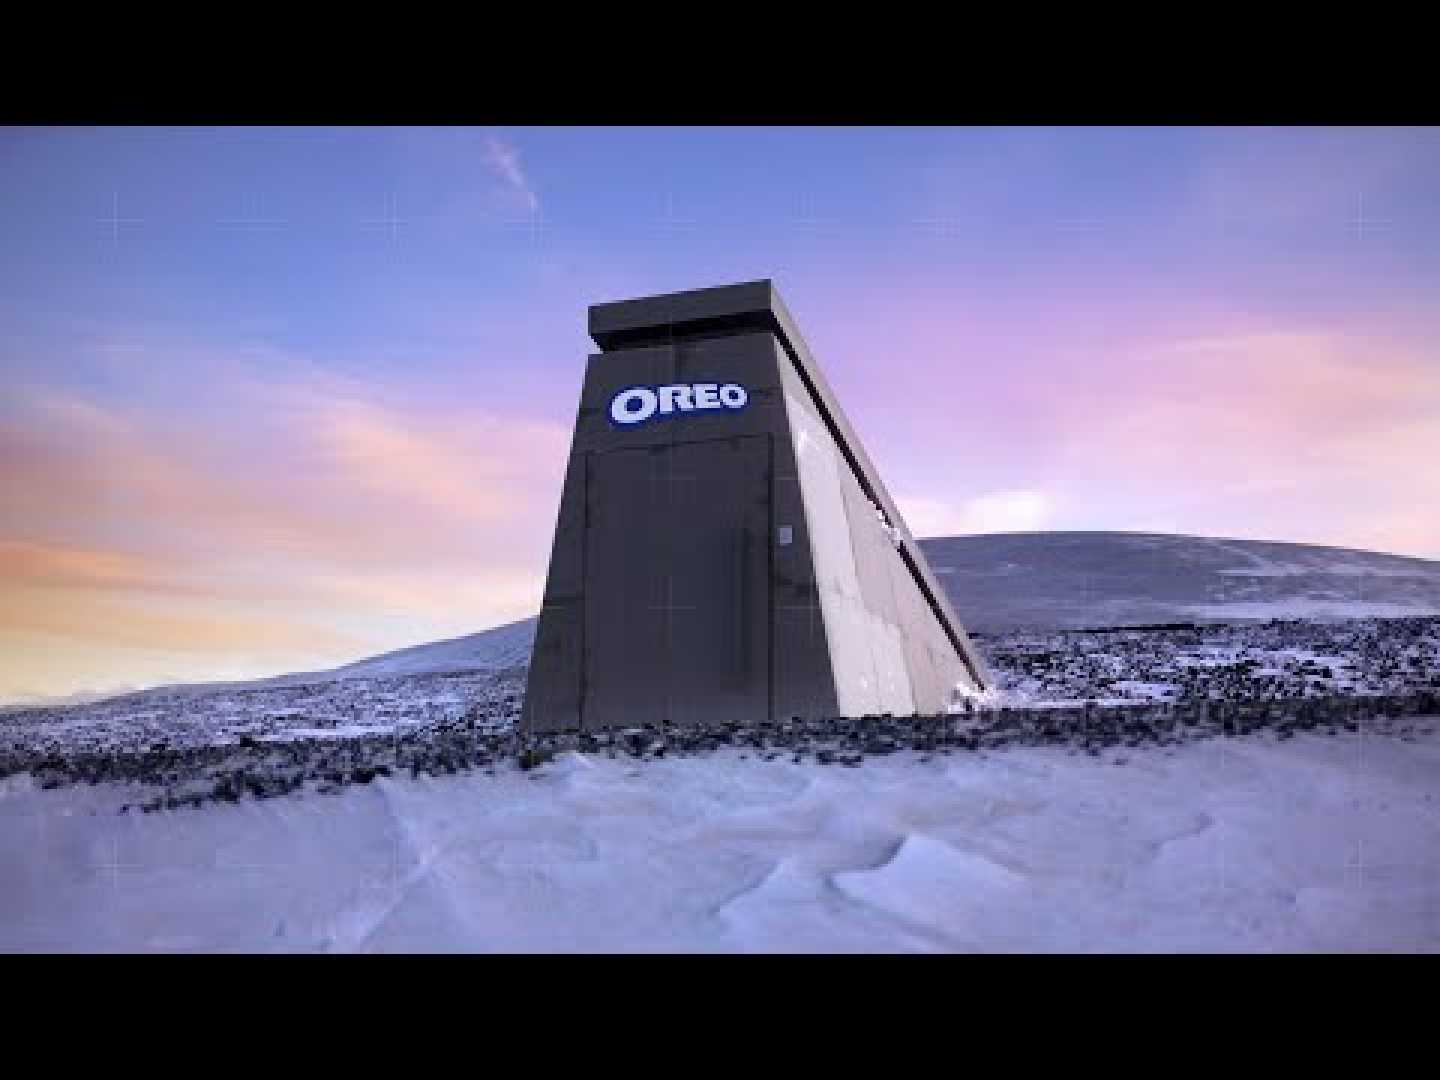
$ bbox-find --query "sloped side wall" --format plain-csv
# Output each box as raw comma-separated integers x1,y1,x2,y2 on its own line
779,360,917,716
778,357,976,714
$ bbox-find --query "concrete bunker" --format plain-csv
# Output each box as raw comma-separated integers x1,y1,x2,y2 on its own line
522,280,990,732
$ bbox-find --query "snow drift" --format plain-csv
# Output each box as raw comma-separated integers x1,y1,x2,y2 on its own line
3,726,1437,952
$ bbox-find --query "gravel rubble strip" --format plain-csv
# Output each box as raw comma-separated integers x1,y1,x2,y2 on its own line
3,691,1436,815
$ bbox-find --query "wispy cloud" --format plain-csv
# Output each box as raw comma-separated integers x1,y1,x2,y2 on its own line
0,344,570,700
0,541,206,595
818,280,1440,561
482,133,539,214
1029,328,1440,555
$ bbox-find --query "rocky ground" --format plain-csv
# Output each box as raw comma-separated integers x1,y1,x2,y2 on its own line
4,689,1435,817
0,665,527,756
979,616,1440,704
2,616,1436,814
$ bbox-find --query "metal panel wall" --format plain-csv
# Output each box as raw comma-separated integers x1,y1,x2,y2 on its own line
580,436,771,729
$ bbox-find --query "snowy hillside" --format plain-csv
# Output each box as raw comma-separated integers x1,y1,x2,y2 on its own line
921,531,1440,632
3,533,1437,762
272,617,536,685
6,617,1435,759
13,532,1435,716
272,532,1440,684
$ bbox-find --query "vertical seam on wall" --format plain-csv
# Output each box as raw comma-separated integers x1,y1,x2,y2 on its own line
578,452,590,731
776,351,841,717
767,431,776,723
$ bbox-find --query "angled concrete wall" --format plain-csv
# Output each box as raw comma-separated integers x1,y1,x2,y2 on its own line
522,280,990,732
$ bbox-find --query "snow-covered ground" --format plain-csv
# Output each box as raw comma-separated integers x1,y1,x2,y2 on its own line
3,607,1435,953
3,725,1437,952
0,666,526,757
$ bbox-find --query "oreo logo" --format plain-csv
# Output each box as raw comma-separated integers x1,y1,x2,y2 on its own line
609,382,749,427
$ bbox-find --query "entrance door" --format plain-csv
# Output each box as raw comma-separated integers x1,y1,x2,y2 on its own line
582,435,771,729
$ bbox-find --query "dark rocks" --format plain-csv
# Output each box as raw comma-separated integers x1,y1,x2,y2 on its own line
6,613,1436,816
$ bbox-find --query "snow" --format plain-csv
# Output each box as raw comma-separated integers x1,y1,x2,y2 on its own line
985,618,1439,706
3,531,1436,953
4,726,1437,952
259,725,388,742
1186,601,1425,621
7,617,1432,764
297,618,535,681
920,531,1440,632
1,667,525,756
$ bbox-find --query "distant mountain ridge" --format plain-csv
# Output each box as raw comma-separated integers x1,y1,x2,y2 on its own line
15,532,1439,709
269,531,1440,685
921,531,1440,632
271,617,536,683
7,618,540,713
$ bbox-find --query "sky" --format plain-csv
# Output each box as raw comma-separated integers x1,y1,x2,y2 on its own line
2,125,1438,702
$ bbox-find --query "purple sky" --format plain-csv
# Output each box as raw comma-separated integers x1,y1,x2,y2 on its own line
2,126,1437,700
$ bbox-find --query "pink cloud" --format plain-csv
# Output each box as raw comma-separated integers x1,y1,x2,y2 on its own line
0,355,571,699
798,284,1440,558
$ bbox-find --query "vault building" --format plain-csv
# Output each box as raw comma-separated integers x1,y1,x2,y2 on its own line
522,280,990,732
